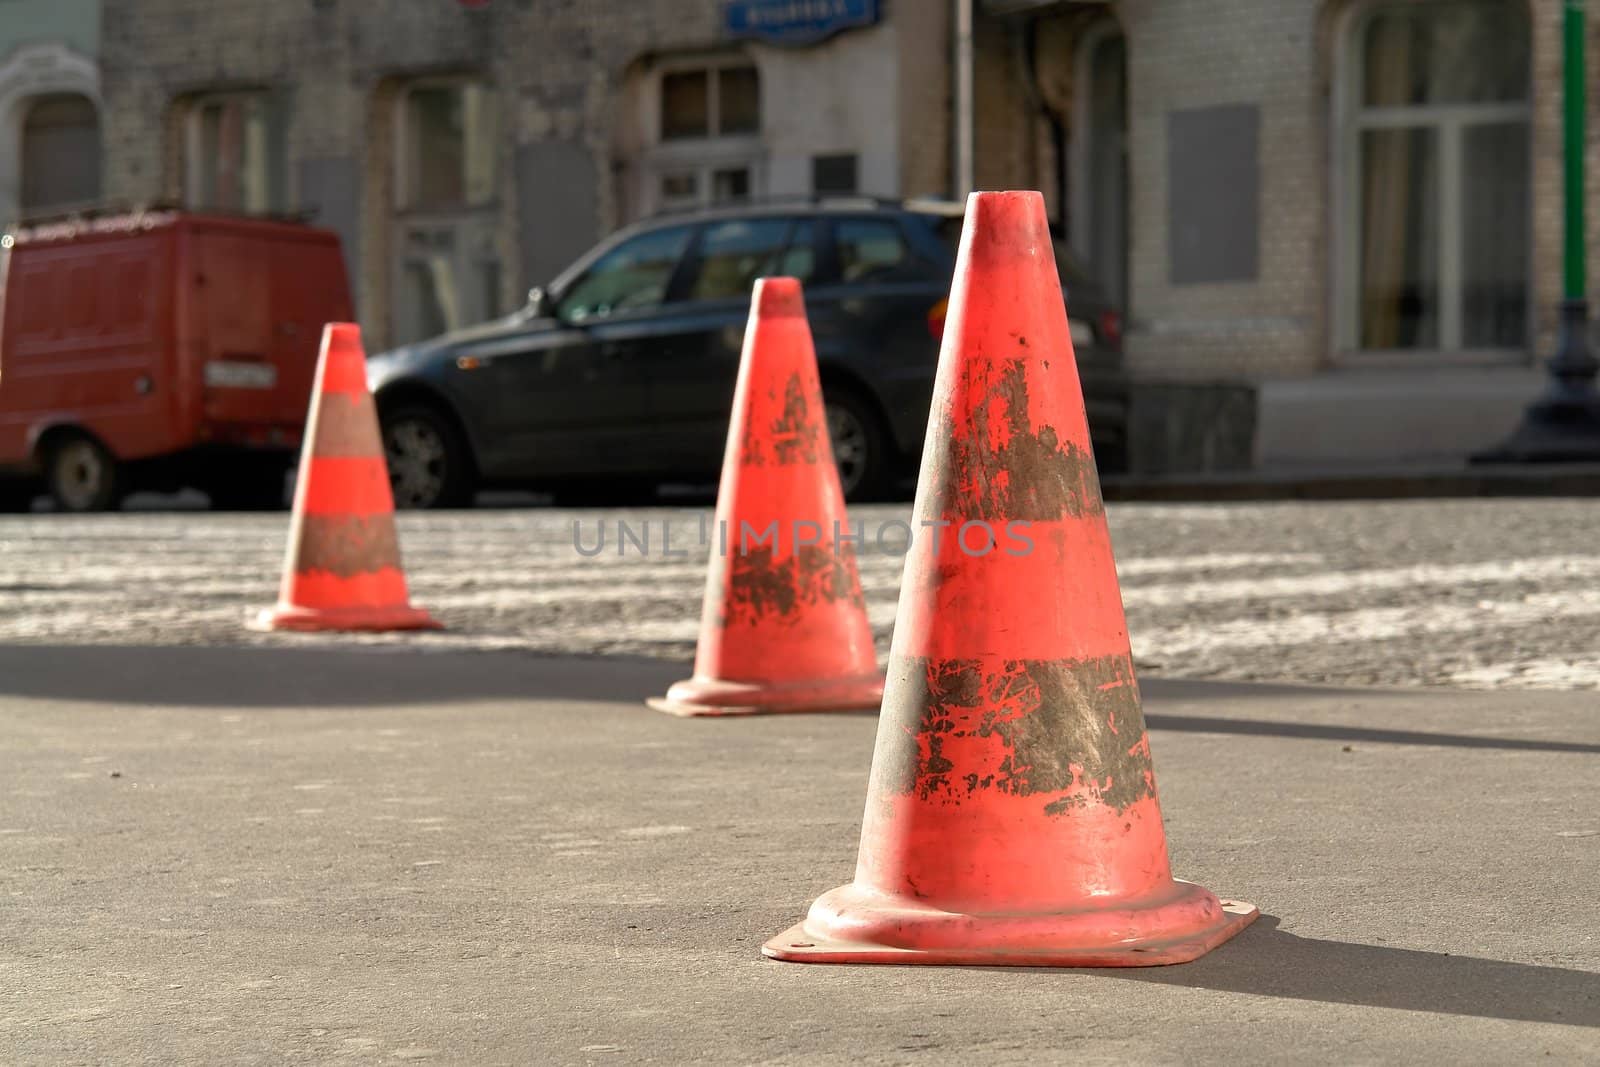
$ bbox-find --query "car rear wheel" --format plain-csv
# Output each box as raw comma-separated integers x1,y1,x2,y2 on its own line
381,404,475,509
824,389,891,502
45,434,123,513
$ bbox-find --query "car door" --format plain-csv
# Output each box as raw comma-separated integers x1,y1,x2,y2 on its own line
458,224,694,478
642,216,816,475
805,216,951,455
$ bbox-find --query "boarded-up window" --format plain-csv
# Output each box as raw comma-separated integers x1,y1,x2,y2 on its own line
20,94,101,212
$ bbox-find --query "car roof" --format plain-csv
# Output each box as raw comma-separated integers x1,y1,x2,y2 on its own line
636,196,965,228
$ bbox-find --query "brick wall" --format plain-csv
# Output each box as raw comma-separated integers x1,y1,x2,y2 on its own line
100,0,730,348
966,0,1580,388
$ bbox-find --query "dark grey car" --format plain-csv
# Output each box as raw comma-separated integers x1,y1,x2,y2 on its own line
365,198,1126,507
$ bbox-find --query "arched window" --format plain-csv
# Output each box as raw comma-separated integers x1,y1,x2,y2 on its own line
1339,1,1531,354
21,93,101,212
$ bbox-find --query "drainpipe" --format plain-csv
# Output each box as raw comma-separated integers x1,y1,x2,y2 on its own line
1011,18,1066,227
954,0,975,199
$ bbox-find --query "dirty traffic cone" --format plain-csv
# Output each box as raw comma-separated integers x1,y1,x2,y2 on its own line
763,192,1256,966
648,278,884,716
254,323,441,632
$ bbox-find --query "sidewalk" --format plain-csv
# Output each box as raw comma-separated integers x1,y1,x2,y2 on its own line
1,645,1596,1065
1102,461,1600,502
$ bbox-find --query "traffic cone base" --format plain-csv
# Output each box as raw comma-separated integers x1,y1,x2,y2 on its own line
253,602,441,633
649,277,884,717
763,884,1257,968
647,672,884,718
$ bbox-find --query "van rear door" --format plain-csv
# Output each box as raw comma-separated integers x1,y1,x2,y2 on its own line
192,226,352,444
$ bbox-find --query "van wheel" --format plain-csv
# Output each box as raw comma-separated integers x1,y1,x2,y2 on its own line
381,404,475,509
45,434,123,512
823,388,891,502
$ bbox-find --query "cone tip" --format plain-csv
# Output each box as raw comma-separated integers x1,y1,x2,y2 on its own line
322,322,364,352
753,277,805,319
963,191,1052,256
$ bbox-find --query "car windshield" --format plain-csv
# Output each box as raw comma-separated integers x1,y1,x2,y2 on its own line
930,213,1094,286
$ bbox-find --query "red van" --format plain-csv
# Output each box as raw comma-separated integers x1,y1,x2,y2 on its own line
0,208,353,511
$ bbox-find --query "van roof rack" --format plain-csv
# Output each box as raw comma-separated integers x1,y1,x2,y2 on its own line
8,200,319,229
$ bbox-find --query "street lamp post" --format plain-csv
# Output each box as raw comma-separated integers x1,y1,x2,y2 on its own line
1477,0,1600,463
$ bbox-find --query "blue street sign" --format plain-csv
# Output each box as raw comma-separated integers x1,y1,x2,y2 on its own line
723,0,881,47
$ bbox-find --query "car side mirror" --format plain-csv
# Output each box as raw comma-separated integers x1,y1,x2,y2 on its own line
526,286,550,319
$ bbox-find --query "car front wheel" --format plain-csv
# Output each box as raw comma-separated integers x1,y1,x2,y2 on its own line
381,404,475,509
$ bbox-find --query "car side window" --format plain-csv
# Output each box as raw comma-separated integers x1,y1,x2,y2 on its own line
555,226,692,322
774,220,816,282
835,219,909,284
686,218,792,301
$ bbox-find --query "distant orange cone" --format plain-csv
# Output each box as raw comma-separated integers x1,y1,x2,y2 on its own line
763,192,1256,966
648,278,883,717
254,323,441,633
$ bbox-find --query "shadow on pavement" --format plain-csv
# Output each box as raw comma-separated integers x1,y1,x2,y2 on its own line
0,643,684,709
0,644,1597,762
1143,712,1600,754
1103,916,1600,1027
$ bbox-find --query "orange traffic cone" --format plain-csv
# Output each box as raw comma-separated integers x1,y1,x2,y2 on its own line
648,278,884,717
254,323,441,633
763,192,1256,966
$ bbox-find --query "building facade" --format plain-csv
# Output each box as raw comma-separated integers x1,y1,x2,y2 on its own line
974,0,1574,470
0,0,102,226
80,0,1592,472
94,0,945,355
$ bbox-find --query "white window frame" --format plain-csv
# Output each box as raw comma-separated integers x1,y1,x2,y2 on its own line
1332,0,1534,364
642,53,765,215
183,90,282,214
389,77,502,345
392,76,500,213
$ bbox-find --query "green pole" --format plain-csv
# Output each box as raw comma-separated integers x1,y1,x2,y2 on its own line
1565,0,1587,301
1476,0,1600,461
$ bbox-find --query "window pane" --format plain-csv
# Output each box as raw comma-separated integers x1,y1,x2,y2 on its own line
1462,121,1530,348
836,219,909,284
687,218,790,301
660,171,699,208
718,66,760,135
192,95,278,213
712,167,750,203
776,221,816,282
402,260,453,342
398,227,459,343
662,71,709,139
812,154,858,195
1359,127,1439,350
557,226,692,321
461,85,499,206
20,94,100,211
407,87,463,205
405,84,496,209
1363,2,1529,107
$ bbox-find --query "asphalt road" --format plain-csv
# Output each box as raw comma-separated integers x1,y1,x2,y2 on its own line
3,498,1600,689
2,648,1597,1065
